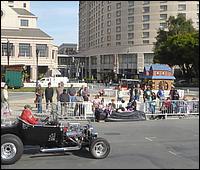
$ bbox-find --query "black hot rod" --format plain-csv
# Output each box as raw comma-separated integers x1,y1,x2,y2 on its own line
1,117,110,165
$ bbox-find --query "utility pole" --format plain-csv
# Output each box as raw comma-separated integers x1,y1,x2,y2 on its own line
36,49,39,87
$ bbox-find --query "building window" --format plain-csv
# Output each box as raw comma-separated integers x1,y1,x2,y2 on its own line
143,15,150,22
116,34,121,40
107,13,111,19
128,8,134,15
107,35,111,41
143,40,149,44
107,5,111,11
160,14,167,20
143,23,149,30
128,1,134,7
116,26,121,32
116,2,121,9
36,44,48,57
20,19,28,26
107,20,111,26
107,43,111,47
116,10,121,17
23,3,26,8
101,23,104,29
197,4,199,11
52,50,55,59
144,53,154,65
160,1,167,3
178,13,186,18
107,28,111,33
116,18,121,25
128,25,134,31
143,7,150,13
19,43,31,57
128,33,134,39
101,30,104,35
143,1,150,5
178,4,186,11
143,32,149,38
128,16,134,23
160,5,167,12
2,43,14,56
116,42,121,46
91,57,97,65
160,22,167,29
128,41,134,45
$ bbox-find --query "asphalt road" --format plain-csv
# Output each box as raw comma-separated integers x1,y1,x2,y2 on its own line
1,118,199,169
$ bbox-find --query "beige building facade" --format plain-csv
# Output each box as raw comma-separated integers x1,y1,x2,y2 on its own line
79,1,199,80
1,1,58,82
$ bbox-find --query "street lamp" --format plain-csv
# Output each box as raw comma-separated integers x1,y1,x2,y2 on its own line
80,62,84,81
36,49,39,87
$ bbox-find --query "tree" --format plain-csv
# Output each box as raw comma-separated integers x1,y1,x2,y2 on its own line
153,14,199,81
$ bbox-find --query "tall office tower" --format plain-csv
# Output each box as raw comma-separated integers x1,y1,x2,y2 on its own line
78,1,199,80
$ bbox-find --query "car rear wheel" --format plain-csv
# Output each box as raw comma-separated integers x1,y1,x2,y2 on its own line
1,134,24,165
89,137,110,159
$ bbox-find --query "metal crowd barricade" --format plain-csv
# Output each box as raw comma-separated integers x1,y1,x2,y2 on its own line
3,101,95,122
47,101,95,121
144,99,199,119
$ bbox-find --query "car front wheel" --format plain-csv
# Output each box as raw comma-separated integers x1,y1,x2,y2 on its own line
89,137,110,159
1,134,24,165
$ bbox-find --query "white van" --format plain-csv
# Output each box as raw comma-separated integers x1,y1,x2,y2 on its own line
38,77,69,87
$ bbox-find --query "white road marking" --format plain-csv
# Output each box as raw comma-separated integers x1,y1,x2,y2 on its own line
168,151,177,156
145,137,153,141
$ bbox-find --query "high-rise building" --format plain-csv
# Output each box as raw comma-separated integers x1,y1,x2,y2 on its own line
1,1,58,82
79,1,199,80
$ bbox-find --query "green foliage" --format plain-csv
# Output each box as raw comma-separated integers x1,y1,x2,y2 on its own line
153,14,199,81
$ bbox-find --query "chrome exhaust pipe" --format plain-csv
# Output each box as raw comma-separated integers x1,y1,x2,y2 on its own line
40,146,81,153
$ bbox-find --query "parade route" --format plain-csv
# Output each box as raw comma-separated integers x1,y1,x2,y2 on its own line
1,118,199,169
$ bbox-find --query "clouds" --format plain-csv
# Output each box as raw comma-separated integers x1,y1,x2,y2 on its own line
30,1,79,46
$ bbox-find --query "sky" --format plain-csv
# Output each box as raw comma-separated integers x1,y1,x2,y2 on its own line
30,1,79,46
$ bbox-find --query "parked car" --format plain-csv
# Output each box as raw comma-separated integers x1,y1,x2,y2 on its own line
1,116,110,165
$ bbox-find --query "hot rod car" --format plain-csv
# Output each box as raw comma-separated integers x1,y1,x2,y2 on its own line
1,117,110,165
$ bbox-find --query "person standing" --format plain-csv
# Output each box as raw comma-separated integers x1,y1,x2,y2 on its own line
157,86,165,101
67,84,76,102
143,85,153,114
35,84,44,113
45,82,54,110
129,85,134,103
169,86,179,100
82,86,90,101
157,86,165,109
1,84,11,116
56,82,64,102
143,85,153,102
2,84,9,105
134,84,141,101
59,89,70,115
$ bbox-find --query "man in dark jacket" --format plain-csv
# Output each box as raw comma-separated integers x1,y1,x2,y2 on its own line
59,89,70,115
45,82,54,110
